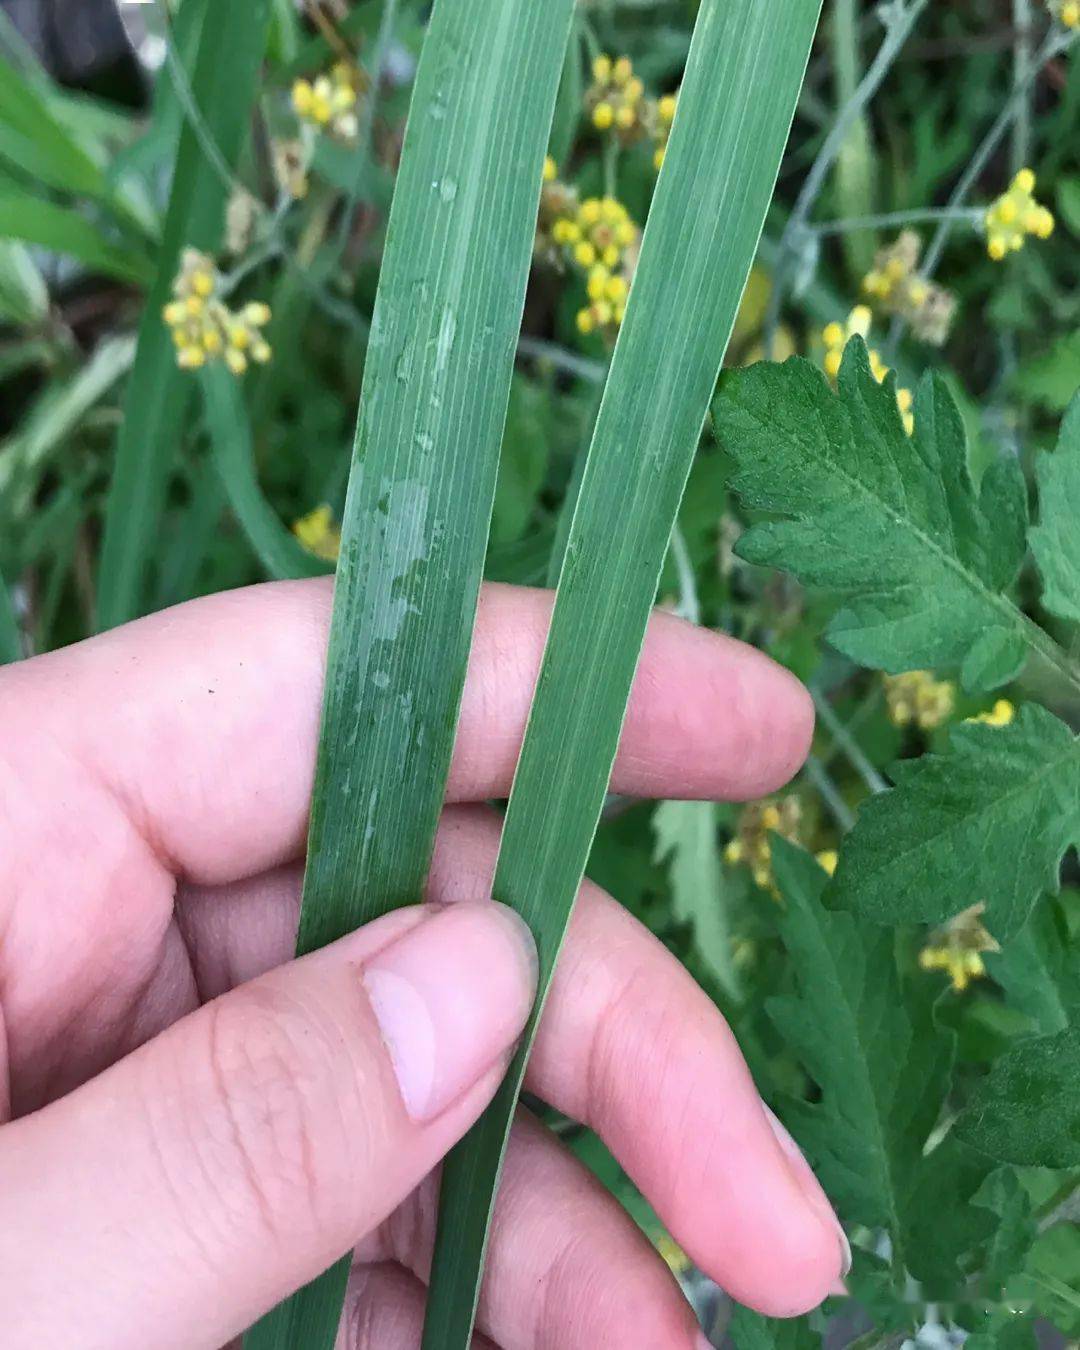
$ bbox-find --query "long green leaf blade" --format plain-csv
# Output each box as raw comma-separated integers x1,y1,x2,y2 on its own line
0,570,19,665
245,0,575,1343
95,0,271,630
423,3,823,1344
200,367,330,581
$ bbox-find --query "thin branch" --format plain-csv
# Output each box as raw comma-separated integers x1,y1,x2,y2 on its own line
812,207,981,238
764,0,929,353
812,686,889,795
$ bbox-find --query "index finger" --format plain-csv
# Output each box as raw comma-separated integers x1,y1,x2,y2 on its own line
0,579,811,885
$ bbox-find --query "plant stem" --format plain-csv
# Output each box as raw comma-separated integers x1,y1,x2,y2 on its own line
1011,0,1033,173
812,206,981,237
516,334,607,382
804,753,856,832
812,685,889,794
1036,1172,1080,1232
764,0,928,353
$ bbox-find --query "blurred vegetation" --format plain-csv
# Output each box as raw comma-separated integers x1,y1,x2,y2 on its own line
2,1,1080,1345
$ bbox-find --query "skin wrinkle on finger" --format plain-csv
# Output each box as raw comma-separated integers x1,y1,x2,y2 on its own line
176,805,841,1318
0,907,529,1350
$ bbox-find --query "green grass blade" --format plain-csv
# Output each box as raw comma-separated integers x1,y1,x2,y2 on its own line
0,570,19,665
422,3,824,1344
244,0,575,1344
0,188,155,285
95,0,272,631
200,366,331,581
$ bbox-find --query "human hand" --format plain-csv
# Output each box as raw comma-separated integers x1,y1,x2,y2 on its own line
0,579,847,1349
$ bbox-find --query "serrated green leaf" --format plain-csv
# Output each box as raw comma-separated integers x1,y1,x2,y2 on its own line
977,1169,1037,1293
653,799,740,1000
1030,393,1080,624
767,839,953,1270
728,1305,821,1350
714,342,1031,690
989,899,1080,1035
831,704,1080,941
965,1312,1038,1350
901,1132,996,1287
955,1024,1080,1167
1013,330,1080,413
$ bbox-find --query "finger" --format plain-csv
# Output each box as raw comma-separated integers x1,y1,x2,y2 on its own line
1,579,811,886
431,809,849,1318
0,903,535,1350
181,807,845,1319
356,1110,706,1350
340,1263,498,1350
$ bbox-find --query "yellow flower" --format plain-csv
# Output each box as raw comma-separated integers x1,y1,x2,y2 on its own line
816,849,839,877
650,90,679,172
1051,0,1080,27
966,699,1015,727
587,54,645,139
543,155,557,182
985,168,1055,259
162,248,272,378
860,231,955,346
821,307,915,433
919,904,999,992
293,64,360,139
293,505,342,562
725,795,804,895
883,670,955,730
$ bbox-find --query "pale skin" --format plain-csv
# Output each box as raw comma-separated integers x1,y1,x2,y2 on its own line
0,579,848,1350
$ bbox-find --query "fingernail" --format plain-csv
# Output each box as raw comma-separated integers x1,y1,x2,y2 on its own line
362,903,537,1122
763,1104,851,1276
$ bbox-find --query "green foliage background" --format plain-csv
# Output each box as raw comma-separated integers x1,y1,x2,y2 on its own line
2,1,1080,1347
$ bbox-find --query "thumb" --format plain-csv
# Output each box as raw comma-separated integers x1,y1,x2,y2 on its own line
0,901,536,1350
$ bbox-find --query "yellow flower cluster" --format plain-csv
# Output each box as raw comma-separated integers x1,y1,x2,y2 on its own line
724,796,803,894
883,670,955,730
291,62,360,140
651,93,677,170
966,698,1016,728
293,505,341,562
588,54,646,136
985,169,1054,260
162,249,272,375
540,187,638,337
822,306,914,434
552,194,638,270
919,903,999,992
1049,0,1080,27
861,231,955,346
578,265,628,334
